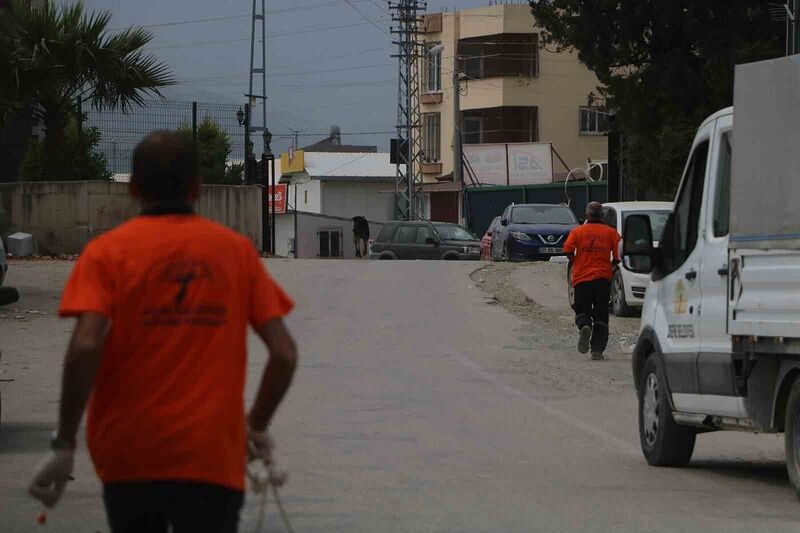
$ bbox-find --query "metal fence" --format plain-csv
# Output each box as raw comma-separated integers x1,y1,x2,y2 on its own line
83,100,245,174
465,181,608,236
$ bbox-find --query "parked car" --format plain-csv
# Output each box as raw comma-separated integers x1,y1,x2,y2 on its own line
369,221,481,260
480,216,501,261
566,202,673,316
491,203,578,262
0,237,6,286
0,286,19,425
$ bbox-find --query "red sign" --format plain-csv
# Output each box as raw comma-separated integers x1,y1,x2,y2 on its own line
268,184,288,214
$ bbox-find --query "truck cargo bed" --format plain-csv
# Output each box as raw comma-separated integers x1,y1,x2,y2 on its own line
729,248,800,338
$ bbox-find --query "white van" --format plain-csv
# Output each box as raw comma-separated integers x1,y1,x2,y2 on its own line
623,55,800,497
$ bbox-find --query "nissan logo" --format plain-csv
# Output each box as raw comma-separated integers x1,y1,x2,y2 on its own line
546,235,556,243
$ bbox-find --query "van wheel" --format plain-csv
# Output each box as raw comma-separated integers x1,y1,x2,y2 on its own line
639,356,696,466
784,380,800,498
611,270,636,317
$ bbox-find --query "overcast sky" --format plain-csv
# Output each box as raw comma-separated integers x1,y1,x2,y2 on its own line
81,0,500,155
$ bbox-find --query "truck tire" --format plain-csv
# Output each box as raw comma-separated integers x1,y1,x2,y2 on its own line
611,270,637,317
639,355,696,466
784,379,800,498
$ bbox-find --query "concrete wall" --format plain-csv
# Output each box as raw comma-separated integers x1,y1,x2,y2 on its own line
420,4,608,181
292,179,322,214
319,180,394,222
274,211,383,259
0,181,263,255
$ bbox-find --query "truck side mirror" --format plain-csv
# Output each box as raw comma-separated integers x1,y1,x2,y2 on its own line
501,219,508,226
623,214,654,274
425,237,439,246
0,287,19,306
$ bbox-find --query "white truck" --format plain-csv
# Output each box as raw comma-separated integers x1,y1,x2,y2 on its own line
623,54,800,496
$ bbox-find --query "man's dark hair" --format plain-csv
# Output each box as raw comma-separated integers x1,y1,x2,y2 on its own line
586,201,604,221
132,131,197,207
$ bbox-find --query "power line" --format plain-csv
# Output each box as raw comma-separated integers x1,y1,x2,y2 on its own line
364,0,391,16
149,22,371,50
108,0,381,30
342,0,386,32
176,62,391,84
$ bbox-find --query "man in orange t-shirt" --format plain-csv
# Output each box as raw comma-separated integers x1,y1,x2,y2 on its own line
563,202,620,360
28,131,298,532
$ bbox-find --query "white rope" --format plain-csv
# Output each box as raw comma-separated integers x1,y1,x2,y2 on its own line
249,462,294,533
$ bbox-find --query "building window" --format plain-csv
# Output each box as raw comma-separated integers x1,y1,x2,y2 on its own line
318,228,343,258
424,42,442,93
423,113,441,162
458,33,539,80
579,107,610,135
462,116,483,145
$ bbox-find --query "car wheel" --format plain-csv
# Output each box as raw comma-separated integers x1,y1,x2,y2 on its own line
500,242,509,262
639,355,696,466
567,264,575,311
379,254,394,260
784,379,800,498
611,270,637,317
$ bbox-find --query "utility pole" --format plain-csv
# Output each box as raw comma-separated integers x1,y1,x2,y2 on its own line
248,0,272,251
389,0,426,221
794,0,800,55
452,68,464,188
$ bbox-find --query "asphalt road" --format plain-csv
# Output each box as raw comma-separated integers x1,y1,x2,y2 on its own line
1,259,799,532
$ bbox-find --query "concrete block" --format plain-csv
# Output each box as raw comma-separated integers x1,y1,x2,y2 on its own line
7,232,34,257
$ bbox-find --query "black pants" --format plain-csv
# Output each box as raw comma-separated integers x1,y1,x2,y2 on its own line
574,278,611,353
103,481,244,533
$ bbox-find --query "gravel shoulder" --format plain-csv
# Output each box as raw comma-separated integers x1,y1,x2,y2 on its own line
470,261,641,397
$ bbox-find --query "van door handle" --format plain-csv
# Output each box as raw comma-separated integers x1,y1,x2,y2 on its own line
685,270,697,281
717,266,729,276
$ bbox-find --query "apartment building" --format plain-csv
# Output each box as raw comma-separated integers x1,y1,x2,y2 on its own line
418,4,608,222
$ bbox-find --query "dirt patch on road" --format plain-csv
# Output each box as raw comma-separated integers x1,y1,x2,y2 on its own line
470,262,638,397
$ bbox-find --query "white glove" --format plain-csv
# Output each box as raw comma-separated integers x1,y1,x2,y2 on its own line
28,449,75,508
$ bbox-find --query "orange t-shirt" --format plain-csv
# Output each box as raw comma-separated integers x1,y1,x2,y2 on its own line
563,221,621,287
59,214,294,491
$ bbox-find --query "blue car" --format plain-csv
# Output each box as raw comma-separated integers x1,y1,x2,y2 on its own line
491,203,578,262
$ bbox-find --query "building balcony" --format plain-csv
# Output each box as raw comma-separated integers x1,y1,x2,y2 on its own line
458,33,539,80
460,106,538,145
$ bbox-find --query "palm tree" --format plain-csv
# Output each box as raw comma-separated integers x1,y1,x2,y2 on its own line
1,1,173,176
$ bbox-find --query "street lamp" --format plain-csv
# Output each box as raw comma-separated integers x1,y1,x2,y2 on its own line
261,127,276,255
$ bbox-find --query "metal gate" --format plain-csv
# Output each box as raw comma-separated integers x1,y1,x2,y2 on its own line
465,181,608,236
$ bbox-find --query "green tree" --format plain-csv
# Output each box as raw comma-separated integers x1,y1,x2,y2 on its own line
177,117,242,185
0,1,172,178
529,1,783,194
18,116,112,182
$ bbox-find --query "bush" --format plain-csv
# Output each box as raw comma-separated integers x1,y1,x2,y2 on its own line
18,118,111,181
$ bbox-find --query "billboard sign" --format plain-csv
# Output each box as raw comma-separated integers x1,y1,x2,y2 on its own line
507,143,553,185
462,144,508,185
462,143,553,186
268,184,288,214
